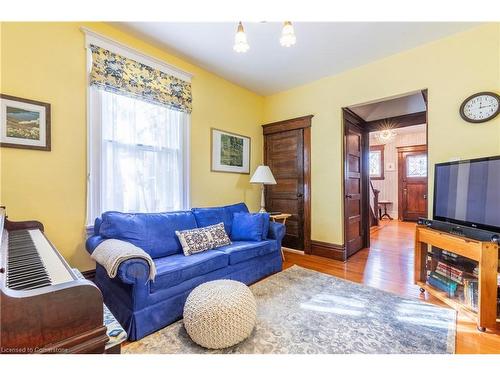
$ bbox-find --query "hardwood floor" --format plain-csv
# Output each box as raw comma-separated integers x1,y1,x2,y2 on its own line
283,220,500,354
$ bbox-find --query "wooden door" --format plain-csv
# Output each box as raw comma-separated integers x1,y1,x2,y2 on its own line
263,116,312,251
398,145,428,221
343,109,369,258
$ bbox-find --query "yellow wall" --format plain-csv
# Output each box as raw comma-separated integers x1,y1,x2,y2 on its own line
263,23,500,246
0,22,264,270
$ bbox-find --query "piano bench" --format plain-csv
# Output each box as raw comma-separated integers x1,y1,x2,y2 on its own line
73,268,127,353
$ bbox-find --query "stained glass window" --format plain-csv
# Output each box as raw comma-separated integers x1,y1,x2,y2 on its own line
407,154,427,177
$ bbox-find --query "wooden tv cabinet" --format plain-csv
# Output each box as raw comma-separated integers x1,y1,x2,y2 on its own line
414,225,498,332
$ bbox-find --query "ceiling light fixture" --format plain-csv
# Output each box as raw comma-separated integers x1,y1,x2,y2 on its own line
280,21,296,47
233,22,250,53
375,120,398,143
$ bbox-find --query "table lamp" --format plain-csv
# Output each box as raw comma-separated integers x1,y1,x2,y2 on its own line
250,165,277,213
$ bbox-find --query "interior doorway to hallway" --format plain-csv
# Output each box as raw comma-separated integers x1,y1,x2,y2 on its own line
342,89,428,259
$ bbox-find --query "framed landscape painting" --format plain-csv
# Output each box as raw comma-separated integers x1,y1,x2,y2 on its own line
0,94,51,151
211,128,250,174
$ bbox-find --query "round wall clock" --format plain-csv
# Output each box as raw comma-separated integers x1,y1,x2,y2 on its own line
459,92,500,123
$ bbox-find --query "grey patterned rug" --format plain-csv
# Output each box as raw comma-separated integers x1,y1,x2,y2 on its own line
124,265,456,354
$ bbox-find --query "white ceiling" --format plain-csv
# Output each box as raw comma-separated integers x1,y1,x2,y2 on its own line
115,22,479,95
349,92,426,121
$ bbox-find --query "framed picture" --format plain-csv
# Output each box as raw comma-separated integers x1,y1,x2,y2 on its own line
0,94,51,151
211,128,251,174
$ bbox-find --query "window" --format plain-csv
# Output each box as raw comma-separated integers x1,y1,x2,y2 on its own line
85,31,191,225
406,154,427,177
369,145,385,180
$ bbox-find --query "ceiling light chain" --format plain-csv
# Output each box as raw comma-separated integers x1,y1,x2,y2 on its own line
233,21,297,53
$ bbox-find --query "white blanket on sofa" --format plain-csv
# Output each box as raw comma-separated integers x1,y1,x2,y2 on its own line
91,239,156,281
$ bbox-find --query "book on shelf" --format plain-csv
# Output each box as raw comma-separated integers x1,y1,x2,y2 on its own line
463,278,478,312
435,261,464,284
427,272,458,297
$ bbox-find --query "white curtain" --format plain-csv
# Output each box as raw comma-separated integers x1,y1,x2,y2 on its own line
87,88,189,225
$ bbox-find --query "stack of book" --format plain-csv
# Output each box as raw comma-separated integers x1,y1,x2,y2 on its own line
463,278,478,312
426,261,464,297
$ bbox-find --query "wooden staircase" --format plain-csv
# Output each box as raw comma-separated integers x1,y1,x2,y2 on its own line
370,180,380,227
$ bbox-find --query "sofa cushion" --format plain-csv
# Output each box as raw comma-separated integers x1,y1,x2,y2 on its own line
231,212,266,241
176,223,231,256
213,240,278,265
99,211,197,259
150,251,229,292
223,203,250,234
192,202,249,234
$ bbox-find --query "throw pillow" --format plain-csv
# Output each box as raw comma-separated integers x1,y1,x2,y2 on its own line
231,212,268,242
176,223,231,256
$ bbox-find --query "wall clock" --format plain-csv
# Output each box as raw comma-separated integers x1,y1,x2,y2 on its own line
459,92,500,123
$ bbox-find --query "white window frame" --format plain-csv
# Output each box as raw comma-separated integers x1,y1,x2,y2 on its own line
83,28,192,228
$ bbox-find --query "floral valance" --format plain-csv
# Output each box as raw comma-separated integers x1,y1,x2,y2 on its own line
89,44,192,113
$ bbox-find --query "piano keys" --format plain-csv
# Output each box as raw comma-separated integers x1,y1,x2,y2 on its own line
0,207,108,354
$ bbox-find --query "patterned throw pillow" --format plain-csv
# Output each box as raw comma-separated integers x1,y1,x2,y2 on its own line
176,223,231,256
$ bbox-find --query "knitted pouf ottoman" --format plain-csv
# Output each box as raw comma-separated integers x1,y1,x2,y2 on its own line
183,279,257,349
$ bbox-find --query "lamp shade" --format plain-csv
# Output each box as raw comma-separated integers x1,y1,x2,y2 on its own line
250,165,277,185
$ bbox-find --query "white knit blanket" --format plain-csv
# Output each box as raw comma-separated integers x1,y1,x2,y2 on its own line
91,239,156,281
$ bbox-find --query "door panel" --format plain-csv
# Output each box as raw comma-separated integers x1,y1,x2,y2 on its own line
265,129,305,249
343,111,369,258
398,146,428,221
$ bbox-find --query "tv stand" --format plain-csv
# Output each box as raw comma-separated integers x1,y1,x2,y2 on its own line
415,225,498,332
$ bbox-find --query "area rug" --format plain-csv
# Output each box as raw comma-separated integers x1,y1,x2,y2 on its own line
124,265,456,354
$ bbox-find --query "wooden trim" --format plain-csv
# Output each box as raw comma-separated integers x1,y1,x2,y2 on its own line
0,94,51,151
81,269,96,280
369,144,385,180
342,108,370,260
303,126,312,253
310,240,346,261
262,115,313,135
364,111,426,132
396,144,427,153
262,115,312,253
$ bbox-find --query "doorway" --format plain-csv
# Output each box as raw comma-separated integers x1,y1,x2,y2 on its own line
343,90,428,259
398,144,428,221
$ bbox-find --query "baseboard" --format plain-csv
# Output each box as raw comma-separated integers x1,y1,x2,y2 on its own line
282,247,304,255
81,269,96,280
310,240,346,261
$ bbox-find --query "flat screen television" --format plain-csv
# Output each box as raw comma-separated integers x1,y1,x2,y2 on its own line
433,155,500,234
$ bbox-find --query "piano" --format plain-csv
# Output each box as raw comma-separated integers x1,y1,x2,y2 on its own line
0,207,108,353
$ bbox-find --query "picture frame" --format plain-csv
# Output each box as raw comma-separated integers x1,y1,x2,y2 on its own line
211,128,251,174
0,94,51,151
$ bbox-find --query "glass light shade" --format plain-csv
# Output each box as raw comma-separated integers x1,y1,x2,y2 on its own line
233,22,250,53
377,129,396,143
280,21,296,47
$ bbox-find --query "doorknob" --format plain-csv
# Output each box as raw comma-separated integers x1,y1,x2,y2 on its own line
423,194,427,199
297,193,303,198
346,194,353,198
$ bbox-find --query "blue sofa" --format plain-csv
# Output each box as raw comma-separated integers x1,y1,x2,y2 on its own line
86,203,285,341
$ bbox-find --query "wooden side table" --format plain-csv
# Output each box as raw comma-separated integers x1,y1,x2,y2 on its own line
378,201,393,220
269,213,292,260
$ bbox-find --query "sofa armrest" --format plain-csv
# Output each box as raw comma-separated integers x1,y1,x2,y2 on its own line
86,235,151,285
85,235,106,255
268,221,286,243
116,259,151,285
